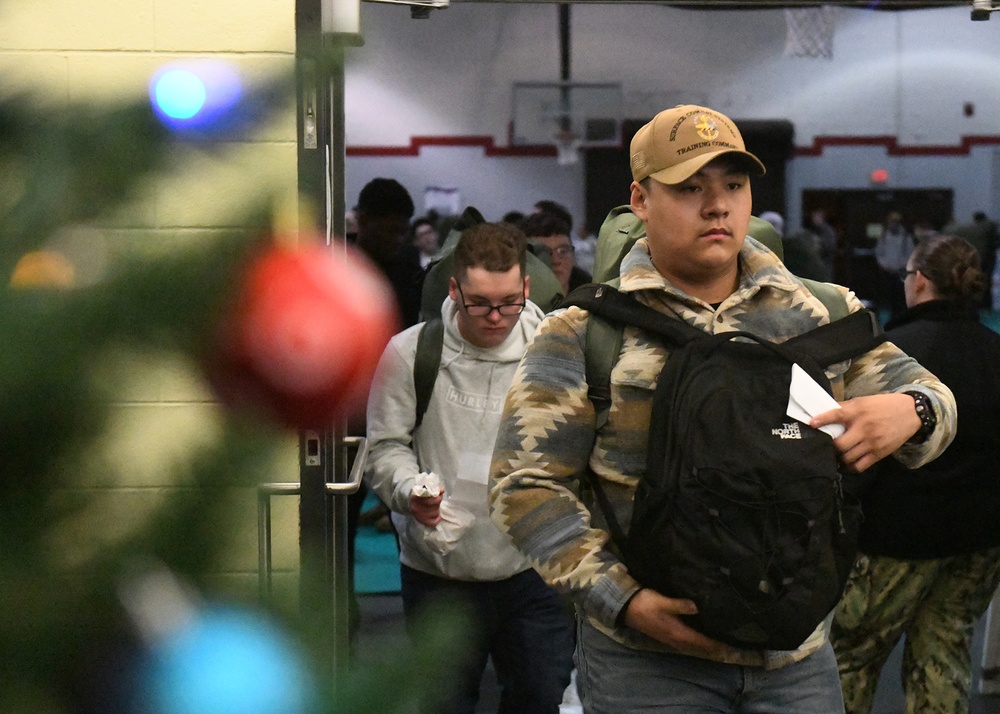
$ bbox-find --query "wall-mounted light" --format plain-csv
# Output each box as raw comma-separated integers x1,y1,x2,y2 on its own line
364,0,449,20
324,0,361,35
972,0,996,21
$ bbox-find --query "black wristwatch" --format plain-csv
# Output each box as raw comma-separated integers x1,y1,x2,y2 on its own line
903,390,937,444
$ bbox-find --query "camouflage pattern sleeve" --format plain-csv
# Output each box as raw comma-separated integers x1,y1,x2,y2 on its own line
489,308,642,629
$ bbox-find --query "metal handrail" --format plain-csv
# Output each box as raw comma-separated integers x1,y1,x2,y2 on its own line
325,435,368,494
257,435,367,602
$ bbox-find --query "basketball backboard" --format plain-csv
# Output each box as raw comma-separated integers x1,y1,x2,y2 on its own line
511,81,623,148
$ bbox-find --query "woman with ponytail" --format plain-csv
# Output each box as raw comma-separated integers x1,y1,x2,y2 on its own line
832,234,1000,713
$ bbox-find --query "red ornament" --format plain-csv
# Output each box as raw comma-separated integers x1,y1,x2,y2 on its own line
207,239,400,429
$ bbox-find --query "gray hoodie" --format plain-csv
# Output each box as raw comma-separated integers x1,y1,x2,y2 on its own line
365,296,544,581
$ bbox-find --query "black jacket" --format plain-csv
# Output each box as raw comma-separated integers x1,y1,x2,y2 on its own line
859,299,1000,558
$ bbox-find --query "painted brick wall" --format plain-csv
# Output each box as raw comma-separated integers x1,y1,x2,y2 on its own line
0,0,302,605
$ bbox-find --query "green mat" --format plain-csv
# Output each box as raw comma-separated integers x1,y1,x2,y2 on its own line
982,311,1000,334
355,492,400,594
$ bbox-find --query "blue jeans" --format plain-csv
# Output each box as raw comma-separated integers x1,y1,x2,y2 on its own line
400,565,575,714
576,619,844,713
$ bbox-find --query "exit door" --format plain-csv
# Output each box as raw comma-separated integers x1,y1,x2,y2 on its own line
801,188,954,305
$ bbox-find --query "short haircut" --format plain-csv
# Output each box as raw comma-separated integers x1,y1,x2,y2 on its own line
911,234,986,304
356,178,415,219
520,211,571,240
533,200,573,231
452,222,527,282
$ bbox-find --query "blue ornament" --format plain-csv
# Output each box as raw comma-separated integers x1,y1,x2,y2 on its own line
149,61,242,130
152,68,207,120
143,605,315,714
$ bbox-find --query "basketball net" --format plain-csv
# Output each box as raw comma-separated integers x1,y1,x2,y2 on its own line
553,128,581,166
784,5,836,59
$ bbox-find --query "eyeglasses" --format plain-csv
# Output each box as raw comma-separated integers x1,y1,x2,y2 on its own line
551,245,575,257
897,268,919,282
456,283,526,317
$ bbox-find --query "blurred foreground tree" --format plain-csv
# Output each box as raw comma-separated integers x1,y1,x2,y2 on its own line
0,59,460,714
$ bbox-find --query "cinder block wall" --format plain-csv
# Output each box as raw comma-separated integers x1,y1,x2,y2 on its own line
0,0,302,604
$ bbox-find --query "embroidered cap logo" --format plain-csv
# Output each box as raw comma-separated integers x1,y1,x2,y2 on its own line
695,114,720,142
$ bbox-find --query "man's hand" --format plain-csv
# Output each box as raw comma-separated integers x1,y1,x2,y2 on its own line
409,488,444,527
811,392,922,473
623,589,735,659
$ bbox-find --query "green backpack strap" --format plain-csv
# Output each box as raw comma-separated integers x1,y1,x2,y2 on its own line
581,278,622,429
592,207,646,284
584,318,621,429
412,318,444,432
747,215,784,262
800,278,849,321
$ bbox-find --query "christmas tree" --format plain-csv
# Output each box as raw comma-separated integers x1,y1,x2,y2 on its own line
0,56,460,714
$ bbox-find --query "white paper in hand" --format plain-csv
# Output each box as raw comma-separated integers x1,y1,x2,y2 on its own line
424,501,475,556
410,472,473,556
787,363,844,438
411,471,442,498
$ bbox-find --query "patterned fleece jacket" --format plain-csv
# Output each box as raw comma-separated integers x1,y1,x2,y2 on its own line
489,236,956,669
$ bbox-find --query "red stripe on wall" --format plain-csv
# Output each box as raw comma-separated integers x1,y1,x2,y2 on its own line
794,134,1000,157
346,135,557,158
346,133,1000,159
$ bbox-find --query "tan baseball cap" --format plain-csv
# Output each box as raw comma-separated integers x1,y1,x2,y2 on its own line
630,105,766,185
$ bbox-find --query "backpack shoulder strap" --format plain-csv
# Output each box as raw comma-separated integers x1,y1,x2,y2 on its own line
784,308,886,367
572,279,849,331
566,283,703,344
582,312,618,428
569,280,882,426
412,318,444,432
787,279,886,365
565,283,702,428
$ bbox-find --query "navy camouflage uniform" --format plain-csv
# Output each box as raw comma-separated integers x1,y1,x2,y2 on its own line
833,550,1000,714
832,297,1000,714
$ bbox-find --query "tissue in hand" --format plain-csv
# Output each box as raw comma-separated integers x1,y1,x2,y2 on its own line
410,472,474,556
411,471,442,498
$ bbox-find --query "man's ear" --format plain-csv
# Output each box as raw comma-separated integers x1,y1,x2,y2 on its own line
447,276,459,303
523,274,531,301
630,180,648,222
913,270,931,297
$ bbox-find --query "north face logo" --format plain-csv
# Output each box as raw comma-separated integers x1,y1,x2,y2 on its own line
772,423,802,439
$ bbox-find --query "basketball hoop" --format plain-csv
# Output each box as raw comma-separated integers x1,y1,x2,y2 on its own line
554,128,581,166
784,6,836,60
511,82,622,159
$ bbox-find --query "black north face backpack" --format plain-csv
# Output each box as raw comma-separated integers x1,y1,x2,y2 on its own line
565,284,885,651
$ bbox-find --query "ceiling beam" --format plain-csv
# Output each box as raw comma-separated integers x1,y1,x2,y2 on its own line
445,0,968,9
